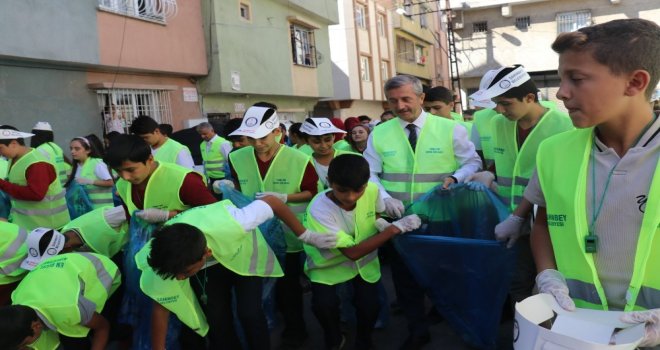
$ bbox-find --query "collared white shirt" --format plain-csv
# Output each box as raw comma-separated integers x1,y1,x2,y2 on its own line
205,134,233,160
364,111,482,199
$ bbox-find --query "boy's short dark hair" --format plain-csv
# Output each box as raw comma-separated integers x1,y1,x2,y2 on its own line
289,122,307,139
224,118,243,139
357,115,371,122
0,305,39,350
328,154,370,190
0,125,24,146
103,134,152,168
148,223,208,280
380,110,394,119
488,65,539,102
29,130,53,148
129,115,159,135
552,18,660,100
425,86,454,104
159,123,173,137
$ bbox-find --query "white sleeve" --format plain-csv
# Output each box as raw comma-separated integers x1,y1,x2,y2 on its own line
220,142,232,160
176,149,196,170
523,170,546,207
375,188,386,214
470,123,482,150
94,161,113,181
309,198,346,234
226,200,275,231
363,133,391,199
450,124,483,182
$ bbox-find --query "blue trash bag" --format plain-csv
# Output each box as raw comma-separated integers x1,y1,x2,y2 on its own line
393,183,516,350
0,190,10,219
65,182,94,220
120,215,181,350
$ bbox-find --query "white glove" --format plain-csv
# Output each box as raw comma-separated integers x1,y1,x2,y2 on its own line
255,192,287,203
536,269,576,311
75,177,95,185
298,230,337,249
620,309,660,347
464,171,495,189
495,214,525,248
212,179,235,193
392,214,422,233
375,218,390,232
135,208,170,223
383,197,405,219
104,206,127,228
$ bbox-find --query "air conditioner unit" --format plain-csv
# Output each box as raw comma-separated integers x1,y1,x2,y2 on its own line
453,21,464,29
501,4,512,17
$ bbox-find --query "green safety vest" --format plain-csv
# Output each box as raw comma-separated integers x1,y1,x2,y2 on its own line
61,207,128,258
303,182,380,285
450,111,464,122
116,162,191,214
371,116,457,206
199,136,228,179
12,253,120,339
540,100,557,110
25,328,60,350
294,144,314,156
491,109,573,211
0,157,8,179
79,158,114,209
312,149,360,192
154,138,191,165
230,146,311,252
0,221,28,285
36,142,70,187
332,139,351,152
537,128,660,311
473,109,498,169
8,149,70,230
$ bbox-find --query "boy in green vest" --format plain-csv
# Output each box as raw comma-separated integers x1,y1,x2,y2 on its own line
142,196,335,350
228,106,321,347
305,154,420,349
30,122,72,187
129,115,195,170
0,126,70,231
423,86,464,122
526,19,660,347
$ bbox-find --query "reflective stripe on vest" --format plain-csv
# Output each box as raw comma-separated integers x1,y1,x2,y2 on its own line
61,207,128,258
303,183,380,285
8,149,70,230
154,138,190,165
473,109,498,169
372,116,457,206
0,223,27,283
230,146,311,253
537,128,660,311
116,162,191,215
199,137,228,178
79,158,114,209
492,110,573,211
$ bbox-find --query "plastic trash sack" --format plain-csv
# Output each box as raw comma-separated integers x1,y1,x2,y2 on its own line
120,215,181,350
393,183,516,349
65,182,94,220
0,190,10,219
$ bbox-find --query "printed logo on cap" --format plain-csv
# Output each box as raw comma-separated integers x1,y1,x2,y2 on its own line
245,117,259,127
319,122,332,129
29,248,39,257
499,80,512,89
265,120,275,129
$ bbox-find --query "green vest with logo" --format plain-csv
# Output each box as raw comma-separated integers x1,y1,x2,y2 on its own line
312,149,360,192
154,138,190,165
79,158,114,209
8,149,70,230
61,207,128,258
303,182,380,285
0,221,28,285
230,146,310,252
537,128,660,311
12,253,120,338
491,109,573,210
473,109,498,169
371,116,457,206
199,136,228,179
36,142,70,187
116,162,191,215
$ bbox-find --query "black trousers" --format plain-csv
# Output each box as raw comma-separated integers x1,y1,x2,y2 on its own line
311,276,381,349
275,252,307,338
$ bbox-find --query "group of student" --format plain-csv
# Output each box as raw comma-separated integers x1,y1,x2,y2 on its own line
0,17,658,350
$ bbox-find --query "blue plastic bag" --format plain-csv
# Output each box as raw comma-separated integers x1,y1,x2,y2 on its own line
0,190,10,220
393,183,516,349
65,182,94,220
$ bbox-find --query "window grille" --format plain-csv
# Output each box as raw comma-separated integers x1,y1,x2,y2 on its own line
473,21,488,33
360,57,371,81
377,14,386,37
556,10,591,33
98,0,177,23
96,89,173,134
380,61,389,81
291,24,317,67
240,3,250,20
396,36,415,63
356,5,367,29
515,16,530,30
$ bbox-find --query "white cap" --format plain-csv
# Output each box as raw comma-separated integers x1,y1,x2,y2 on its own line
469,65,531,101
0,129,34,140
229,106,279,139
32,122,53,131
300,118,346,136
21,228,65,271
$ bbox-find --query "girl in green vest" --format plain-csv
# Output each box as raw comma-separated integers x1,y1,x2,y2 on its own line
65,137,114,210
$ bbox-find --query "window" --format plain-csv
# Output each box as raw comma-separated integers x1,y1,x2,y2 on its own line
515,16,530,30
291,24,317,67
239,2,250,20
96,89,173,134
556,10,591,33
419,7,428,28
97,0,176,23
360,57,371,81
355,4,367,29
377,14,386,37
415,45,425,65
473,21,488,33
380,61,389,81
396,36,415,63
